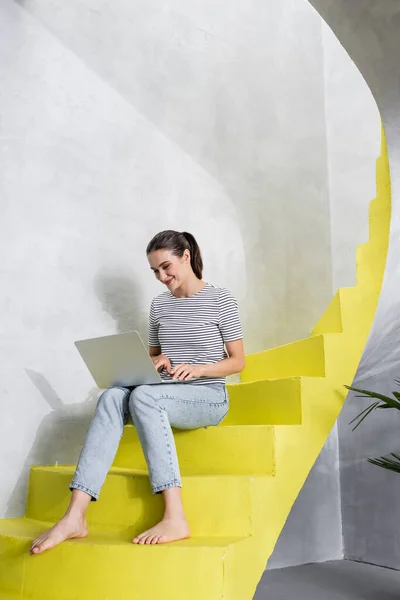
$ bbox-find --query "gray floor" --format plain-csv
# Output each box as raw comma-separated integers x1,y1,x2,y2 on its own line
254,560,400,600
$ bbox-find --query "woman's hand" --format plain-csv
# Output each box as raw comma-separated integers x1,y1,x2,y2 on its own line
151,354,172,374
170,364,204,381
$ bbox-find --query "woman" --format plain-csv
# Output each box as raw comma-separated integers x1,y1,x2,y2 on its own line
30,230,245,554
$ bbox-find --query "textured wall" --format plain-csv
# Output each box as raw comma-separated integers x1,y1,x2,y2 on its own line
8,0,335,350
309,0,400,570
322,20,381,292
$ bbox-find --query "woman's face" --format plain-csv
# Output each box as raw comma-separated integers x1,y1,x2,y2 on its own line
148,249,190,289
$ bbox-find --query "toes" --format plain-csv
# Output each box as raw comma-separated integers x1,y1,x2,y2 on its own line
133,526,171,546
148,534,158,544
30,532,50,554
134,529,149,544
30,540,42,554
31,536,43,548
137,533,148,545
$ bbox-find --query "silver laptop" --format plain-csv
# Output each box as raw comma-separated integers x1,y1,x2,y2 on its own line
74,331,182,389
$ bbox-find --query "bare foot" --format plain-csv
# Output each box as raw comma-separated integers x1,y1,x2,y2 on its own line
30,514,88,555
133,518,190,545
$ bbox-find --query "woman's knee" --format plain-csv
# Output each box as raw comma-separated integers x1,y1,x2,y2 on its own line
128,385,154,414
97,386,129,414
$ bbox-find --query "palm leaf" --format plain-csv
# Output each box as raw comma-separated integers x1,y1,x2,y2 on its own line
346,378,400,476
345,385,399,407
367,455,400,474
349,402,380,431
345,384,400,431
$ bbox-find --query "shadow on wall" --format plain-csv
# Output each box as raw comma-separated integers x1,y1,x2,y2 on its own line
93,270,150,341
5,271,150,518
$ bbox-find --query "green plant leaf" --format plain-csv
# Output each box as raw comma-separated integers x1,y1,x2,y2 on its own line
345,385,400,411
367,455,400,474
349,401,378,423
349,402,380,431
345,385,398,405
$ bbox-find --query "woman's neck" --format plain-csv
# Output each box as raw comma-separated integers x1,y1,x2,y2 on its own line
172,279,207,298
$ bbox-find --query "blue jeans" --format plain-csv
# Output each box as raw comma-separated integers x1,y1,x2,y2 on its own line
70,382,229,498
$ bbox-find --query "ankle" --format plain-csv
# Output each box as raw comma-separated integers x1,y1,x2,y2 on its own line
163,510,187,522
64,507,87,521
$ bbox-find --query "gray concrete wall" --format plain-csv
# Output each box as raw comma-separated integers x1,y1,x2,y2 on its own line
309,0,400,571
0,0,378,569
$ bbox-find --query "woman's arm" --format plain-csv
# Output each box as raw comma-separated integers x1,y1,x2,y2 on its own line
199,339,245,377
199,356,244,378
149,346,161,356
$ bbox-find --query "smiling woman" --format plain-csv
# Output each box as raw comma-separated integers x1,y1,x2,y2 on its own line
146,229,245,384
30,229,245,554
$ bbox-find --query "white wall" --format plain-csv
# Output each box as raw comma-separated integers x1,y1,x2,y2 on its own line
322,20,381,292
0,0,379,569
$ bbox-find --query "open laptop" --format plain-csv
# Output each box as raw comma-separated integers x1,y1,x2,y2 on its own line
74,331,182,389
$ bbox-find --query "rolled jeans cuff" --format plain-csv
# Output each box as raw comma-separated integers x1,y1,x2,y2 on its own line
152,479,182,495
70,481,99,502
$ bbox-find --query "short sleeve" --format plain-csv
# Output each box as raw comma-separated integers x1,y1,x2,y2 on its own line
148,298,160,347
217,288,243,342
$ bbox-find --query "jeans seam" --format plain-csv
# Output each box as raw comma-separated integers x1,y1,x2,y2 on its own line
158,394,227,407
158,403,180,484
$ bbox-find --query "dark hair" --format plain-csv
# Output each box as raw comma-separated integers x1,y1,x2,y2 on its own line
146,230,203,279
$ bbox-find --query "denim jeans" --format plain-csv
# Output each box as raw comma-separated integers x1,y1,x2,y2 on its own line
70,382,229,499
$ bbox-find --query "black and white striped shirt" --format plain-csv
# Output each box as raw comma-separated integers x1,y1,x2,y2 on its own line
148,282,243,386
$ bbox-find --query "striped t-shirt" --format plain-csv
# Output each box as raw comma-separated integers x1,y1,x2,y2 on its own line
148,282,243,386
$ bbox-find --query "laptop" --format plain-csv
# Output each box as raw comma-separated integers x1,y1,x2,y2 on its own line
74,330,182,389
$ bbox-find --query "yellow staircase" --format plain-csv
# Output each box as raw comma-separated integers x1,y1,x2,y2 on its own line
0,128,391,599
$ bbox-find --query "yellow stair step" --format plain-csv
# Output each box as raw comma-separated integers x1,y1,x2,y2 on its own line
26,466,257,537
225,378,302,425
0,517,249,600
240,336,327,382
356,241,386,289
114,424,275,475
375,153,391,189
312,286,379,339
238,334,359,383
369,186,391,244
